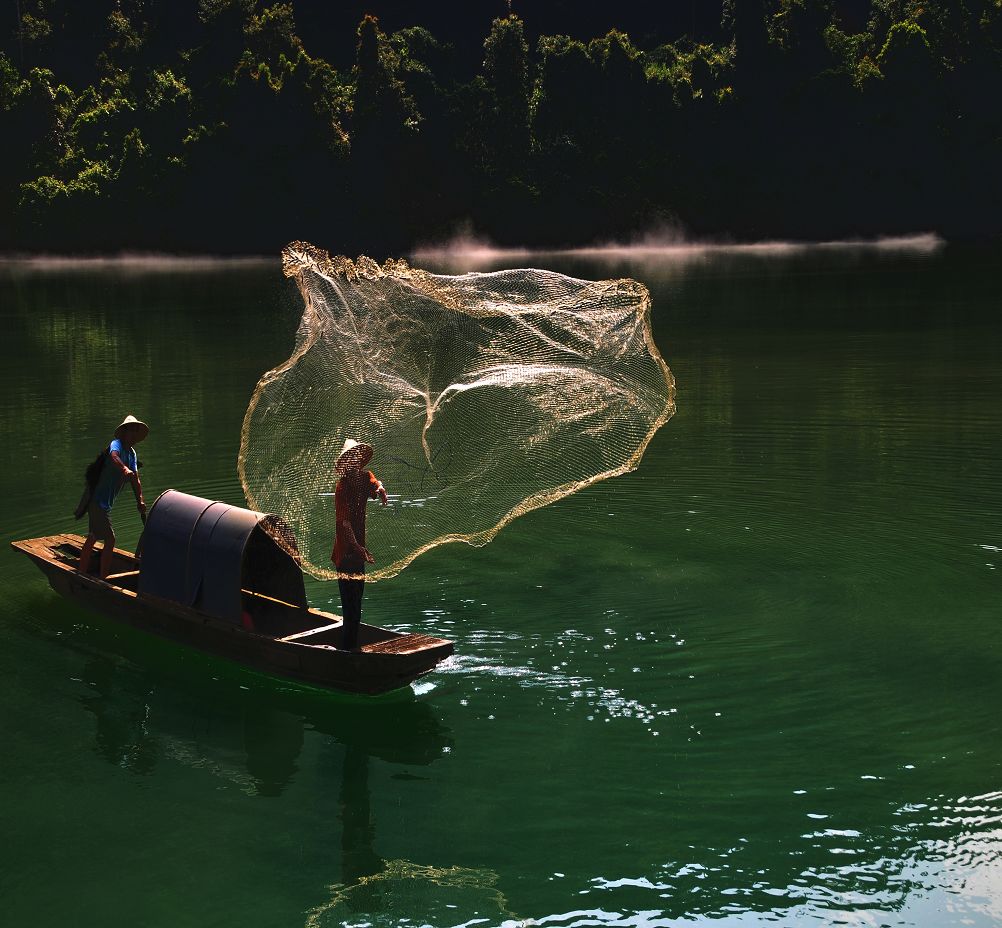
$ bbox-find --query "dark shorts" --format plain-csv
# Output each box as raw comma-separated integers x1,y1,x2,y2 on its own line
87,501,114,541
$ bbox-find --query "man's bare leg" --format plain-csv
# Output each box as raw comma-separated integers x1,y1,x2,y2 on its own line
99,540,116,579
79,535,97,574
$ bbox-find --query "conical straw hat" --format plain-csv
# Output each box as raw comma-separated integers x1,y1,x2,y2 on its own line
114,414,149,442
335,438,373,475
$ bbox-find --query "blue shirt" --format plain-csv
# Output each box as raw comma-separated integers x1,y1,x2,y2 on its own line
92,439,137,511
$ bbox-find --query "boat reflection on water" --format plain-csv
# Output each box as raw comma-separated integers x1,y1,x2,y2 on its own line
79,656,161,777
338,744,383,904
71,641,514,925
69,622,452,904
77,649,451,777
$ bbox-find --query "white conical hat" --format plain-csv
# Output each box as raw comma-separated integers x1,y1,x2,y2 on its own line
335,438,373,475
114,414,149,441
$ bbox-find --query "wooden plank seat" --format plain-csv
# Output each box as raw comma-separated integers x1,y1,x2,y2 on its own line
106,570,140,581
279,623,341,642
362,633,442,655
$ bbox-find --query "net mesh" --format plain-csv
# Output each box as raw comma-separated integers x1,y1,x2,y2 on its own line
304,860,506,928
238,241,675,582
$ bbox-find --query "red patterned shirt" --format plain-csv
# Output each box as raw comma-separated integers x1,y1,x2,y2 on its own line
333,470,380,569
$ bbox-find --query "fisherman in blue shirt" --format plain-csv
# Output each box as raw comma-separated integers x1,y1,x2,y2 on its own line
79,415,149,578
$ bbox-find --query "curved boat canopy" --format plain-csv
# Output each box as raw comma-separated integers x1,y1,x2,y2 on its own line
137,489,307,622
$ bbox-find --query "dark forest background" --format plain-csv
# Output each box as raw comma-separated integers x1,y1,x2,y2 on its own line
2,0,1000,254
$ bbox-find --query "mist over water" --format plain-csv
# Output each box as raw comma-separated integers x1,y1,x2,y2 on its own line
0,253,279,275
0,229,943,280
411,227,944,273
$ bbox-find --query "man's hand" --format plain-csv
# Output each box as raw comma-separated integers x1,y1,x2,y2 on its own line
121,467,135,480
377,485,388,506
138,500,147,524
358,544,375,565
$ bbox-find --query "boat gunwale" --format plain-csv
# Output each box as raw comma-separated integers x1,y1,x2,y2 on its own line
11,534,453,661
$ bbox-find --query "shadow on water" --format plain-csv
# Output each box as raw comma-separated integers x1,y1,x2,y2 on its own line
16,587,454,905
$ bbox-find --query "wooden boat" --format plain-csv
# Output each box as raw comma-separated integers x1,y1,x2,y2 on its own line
11,490,453,695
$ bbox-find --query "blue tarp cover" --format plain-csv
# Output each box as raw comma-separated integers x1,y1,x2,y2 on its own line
138,489,306,621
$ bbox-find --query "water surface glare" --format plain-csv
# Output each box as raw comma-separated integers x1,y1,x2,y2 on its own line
1,245,1000,927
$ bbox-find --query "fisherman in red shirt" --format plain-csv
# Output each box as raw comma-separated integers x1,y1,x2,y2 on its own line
331,439,388,650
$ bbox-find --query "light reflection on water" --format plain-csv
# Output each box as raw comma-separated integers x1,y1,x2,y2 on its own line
1,246,1001,927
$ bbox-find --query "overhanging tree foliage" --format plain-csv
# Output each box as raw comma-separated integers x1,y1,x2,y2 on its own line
2,0,1001,252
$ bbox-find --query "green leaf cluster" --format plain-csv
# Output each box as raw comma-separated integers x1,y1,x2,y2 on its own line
1,1,1001,250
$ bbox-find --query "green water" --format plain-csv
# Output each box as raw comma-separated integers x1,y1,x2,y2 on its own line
1,244,1000,927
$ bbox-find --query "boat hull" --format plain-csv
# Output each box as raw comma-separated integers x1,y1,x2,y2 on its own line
13,534,453,696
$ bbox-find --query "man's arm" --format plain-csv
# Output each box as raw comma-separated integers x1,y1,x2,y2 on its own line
338,517,359,549
132,472,146,522
111,450,146,522
110,449,133,479
369,472,388,506
338,517,375,564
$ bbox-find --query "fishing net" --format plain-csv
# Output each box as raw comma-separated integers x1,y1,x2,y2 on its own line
238,241,675,582
304,860,507,928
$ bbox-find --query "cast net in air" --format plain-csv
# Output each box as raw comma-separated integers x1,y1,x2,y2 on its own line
239,241,675,582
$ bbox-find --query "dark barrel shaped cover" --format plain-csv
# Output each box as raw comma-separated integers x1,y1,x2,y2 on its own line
137,489,306,622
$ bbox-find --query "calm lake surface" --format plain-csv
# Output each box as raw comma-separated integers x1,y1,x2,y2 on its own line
1,242,1000,927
